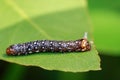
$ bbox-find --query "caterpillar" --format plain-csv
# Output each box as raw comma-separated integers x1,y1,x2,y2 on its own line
6,32,91,56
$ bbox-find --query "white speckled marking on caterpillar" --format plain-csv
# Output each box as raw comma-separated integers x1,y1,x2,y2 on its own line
6,33,91,56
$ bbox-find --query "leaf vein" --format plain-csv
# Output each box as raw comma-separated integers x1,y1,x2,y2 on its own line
5,0,52,39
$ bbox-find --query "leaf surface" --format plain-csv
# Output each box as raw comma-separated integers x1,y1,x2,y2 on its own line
0,0,100,72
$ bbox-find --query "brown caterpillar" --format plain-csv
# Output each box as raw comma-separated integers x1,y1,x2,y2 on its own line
6,33,91,56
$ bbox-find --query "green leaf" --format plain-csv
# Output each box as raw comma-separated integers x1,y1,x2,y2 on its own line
88,0,120,56
0,0,100,72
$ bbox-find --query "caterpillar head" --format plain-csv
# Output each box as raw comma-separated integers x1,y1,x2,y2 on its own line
6,45,16,55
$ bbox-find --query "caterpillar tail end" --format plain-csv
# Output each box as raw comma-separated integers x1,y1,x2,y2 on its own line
80,32,91,51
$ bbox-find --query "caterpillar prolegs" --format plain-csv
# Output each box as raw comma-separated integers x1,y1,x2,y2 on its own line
6,32,91,56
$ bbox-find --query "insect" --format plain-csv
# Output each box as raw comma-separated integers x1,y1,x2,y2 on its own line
6,32,91,56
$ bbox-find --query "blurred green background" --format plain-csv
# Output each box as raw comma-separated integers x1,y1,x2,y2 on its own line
0,0,120,80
